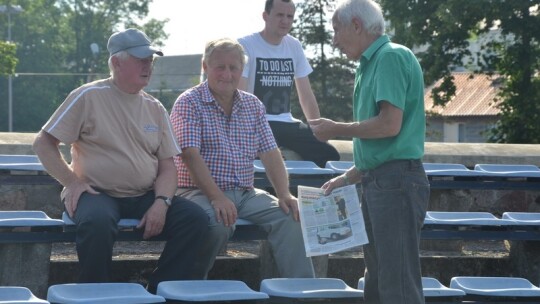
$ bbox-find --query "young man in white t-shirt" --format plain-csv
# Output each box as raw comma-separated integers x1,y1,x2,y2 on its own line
238,0,340,168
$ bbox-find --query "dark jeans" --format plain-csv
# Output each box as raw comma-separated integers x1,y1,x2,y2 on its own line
360,159,430,304
269,121,340,168
71,191,208,292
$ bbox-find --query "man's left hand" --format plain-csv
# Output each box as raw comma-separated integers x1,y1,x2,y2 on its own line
137,201,168,239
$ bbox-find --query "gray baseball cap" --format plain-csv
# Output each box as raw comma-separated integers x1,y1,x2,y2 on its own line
107,28,163,58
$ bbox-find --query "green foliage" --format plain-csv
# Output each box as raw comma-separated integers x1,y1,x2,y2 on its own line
0,41,17,75
380,0,540,143
0,0,167,131
290,0,354,123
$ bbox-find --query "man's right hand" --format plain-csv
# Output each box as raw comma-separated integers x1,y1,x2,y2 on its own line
321,175,348,196
210,197,238,227
64,179,99,217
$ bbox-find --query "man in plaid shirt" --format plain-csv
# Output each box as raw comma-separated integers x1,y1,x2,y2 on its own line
171,38,315,279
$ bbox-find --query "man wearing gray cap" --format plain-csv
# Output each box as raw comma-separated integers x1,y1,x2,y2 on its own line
33,28,208,292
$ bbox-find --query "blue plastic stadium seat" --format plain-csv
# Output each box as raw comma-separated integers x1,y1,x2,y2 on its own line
260,278,363,302
421,277,466,299
63,211,254,230
62,212,140,229
450,276,540,299
474,164,540,178
423,163,486,177
0,154,45,171
0,286,49,303
325,161,354,174
47,283,165,304
358,277,465,300
283,160,334,175
503,212,540,225
0,211,65,228
253,160,334,175
157,280,268,302
253,159,266,173
424,211,514,226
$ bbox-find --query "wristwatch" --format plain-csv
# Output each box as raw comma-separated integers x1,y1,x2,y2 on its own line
155,195,172,207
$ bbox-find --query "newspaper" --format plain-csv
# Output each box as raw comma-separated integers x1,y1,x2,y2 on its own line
297,184,368,257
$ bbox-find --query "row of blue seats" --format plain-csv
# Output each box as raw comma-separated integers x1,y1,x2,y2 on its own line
3,276,540,303
3,154,540,178
2,210,540,230
3,210,540,246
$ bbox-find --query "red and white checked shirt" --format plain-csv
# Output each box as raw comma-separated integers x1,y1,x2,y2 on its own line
171,81,277,190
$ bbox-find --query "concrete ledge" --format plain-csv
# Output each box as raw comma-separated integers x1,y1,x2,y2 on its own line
3,132,540,167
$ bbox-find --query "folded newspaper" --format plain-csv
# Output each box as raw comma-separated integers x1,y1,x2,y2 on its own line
298,185,368,257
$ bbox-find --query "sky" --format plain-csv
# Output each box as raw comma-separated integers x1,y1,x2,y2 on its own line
146,0,267,56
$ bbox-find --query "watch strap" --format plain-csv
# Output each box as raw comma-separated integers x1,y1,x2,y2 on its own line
155,195,172,206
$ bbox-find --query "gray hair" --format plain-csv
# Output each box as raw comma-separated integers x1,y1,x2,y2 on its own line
108,50,130,75
202,38,246,67
334,0,385,36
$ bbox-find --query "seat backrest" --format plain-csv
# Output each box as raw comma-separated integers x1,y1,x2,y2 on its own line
284,160,335,175
424,211,514,226
261,278,363,299
450,276,540,297
157,280,269,301
503,212,540,224
0,154,45,171
359,277,466,298
474,164,540,177
61,212,140,229
0,286,50,303
0,211,65,228
325,161,354,174
47,283,165,303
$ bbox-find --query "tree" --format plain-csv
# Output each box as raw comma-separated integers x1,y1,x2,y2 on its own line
0,41,17,75
0,0,167,132
379,0,540,143
291,0,355,123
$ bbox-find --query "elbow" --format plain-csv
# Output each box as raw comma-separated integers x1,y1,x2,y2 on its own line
32,132,46,156
387,125,401,137
32,131,58,157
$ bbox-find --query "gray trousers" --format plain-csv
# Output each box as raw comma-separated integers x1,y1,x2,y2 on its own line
360,159,430,304
178,188,315,279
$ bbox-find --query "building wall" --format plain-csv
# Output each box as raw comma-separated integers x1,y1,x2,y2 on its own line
426,116,497,143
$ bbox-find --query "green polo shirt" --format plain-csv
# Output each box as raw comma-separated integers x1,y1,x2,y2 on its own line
352,35,425,171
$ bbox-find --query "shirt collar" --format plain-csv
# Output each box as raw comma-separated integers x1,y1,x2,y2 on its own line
362,34,390,62
200,81,243,112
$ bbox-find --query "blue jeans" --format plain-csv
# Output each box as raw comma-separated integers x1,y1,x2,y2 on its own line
360,159,430,304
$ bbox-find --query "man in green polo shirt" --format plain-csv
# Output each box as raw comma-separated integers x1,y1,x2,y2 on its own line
310,0,430,303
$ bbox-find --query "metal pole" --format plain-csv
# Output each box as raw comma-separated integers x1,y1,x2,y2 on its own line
2,5,23,132
8,75,12,132
7,9,12,131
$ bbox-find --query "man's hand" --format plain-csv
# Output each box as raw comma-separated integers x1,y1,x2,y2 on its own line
211,197,238,227
278,194,300,221
64,180,99,217
138,200,168,239
321,175,348,196
309,118,337,142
